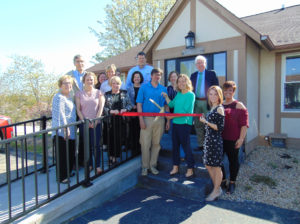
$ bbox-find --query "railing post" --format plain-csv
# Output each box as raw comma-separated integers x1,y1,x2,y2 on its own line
41,116,47,173
82,118,92,187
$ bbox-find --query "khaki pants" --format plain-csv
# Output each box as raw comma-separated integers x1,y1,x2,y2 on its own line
140,117,165,169
194,100,208,147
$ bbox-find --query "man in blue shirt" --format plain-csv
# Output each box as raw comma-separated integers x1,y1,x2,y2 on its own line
125,52,153,90
136,68,170,176
66,54,86,96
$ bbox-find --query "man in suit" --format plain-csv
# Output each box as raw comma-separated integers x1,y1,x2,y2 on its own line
190,55,219,151
66,54,86,97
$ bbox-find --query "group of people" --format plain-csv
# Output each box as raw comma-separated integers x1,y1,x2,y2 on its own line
51,52,249,203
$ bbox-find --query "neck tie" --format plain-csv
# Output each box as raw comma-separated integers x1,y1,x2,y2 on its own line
196,72,203,97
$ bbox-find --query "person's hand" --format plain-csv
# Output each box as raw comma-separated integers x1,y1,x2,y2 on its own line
89,122,94,128
64,128,70,140
199,116,207,124
110,110,119,115
161,92,168,98
139,119,146,129
133,105,137,109
120,109,127,113
165,120,170,131
235,138,244,149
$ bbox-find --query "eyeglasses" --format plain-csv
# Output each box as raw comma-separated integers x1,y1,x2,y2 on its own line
62,82,72,85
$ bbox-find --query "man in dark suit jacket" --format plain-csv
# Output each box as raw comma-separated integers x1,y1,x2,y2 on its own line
190,55,219,151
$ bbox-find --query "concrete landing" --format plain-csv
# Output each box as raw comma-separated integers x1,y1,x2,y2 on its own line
67,187,300,224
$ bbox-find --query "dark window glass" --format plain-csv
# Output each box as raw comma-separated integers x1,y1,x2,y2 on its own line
284,56,300,111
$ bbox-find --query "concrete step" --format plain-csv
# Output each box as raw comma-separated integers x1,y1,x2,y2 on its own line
138,170,212,202
157,156,209,179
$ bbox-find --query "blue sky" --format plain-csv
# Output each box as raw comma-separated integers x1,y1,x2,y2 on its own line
0,0,299,75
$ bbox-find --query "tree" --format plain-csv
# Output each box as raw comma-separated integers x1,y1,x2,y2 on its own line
0,55,58,121
90,0,176,62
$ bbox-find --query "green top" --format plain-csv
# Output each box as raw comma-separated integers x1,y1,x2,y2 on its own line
168,91,195,125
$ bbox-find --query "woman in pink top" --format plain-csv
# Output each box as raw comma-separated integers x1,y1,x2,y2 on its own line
76,72,105,175
221,81,249,194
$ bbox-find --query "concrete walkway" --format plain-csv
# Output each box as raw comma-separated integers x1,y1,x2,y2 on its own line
68,187,300,224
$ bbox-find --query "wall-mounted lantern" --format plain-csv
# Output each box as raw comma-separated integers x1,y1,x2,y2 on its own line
185,31,195,49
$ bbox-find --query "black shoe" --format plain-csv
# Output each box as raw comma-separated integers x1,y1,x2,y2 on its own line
194,146,204,151
221,180,227,190
227,182,236,194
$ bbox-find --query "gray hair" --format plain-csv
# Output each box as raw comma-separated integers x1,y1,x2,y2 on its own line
194,55,207,65
73,54,83,64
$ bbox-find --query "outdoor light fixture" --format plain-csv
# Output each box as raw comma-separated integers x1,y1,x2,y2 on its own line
185,31,195,49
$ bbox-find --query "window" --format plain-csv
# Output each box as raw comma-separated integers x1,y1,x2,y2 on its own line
164,52,226,86
283,55,300,111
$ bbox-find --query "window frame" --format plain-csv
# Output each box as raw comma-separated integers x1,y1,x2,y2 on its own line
281,52,300,113
164,51,227,86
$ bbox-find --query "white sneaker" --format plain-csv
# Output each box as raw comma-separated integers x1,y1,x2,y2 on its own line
141,168,148,176
150,166,159,175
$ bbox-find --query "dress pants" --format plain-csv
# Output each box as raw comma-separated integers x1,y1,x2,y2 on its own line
54,136,75,182
140,117,164,169
194,99,208,147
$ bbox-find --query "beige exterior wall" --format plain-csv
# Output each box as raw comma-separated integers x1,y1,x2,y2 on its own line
259,50,276,135
281,118,300,138
195,0,240,43
246,38,259,143
156,2,190,50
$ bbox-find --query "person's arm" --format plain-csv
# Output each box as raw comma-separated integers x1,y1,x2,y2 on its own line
199,106,224,131
235,101,248,148
121,92,133,113
96,94,105,119
125,69,133,89
137,103,146,129
164,104,170,131
75,94,84,120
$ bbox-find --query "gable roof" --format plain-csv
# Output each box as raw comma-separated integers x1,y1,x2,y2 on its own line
143,0,263,53
241,4,300,49
87,42,146,73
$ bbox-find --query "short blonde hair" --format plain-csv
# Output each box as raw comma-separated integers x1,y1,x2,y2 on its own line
58,75,73,88
207,85,223,107
106,64,116,73
82,72,98,85
109,76,122,86
176,74,193,92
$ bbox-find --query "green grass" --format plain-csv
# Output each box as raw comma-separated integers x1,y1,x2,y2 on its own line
267,162,278,169
250,174,277,188
292,158,298,164
7,135,52,154
244,184,253,191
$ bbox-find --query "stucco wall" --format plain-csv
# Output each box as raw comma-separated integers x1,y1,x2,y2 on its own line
281,118,300,138
195,1,240,43
246,39,259,143
259,50,275,135
156,2,190,50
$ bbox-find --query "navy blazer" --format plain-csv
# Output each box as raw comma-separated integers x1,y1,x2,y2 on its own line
190,69,219,98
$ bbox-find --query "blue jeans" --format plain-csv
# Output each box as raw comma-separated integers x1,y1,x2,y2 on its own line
172,124,194,168
169,120,185,158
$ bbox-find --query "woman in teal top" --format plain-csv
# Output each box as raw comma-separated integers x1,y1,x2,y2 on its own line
162,74,195,178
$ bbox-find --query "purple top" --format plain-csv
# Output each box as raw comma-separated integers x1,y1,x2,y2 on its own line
76,89,103,119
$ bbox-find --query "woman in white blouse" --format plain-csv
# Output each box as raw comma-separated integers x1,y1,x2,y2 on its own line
52,75,76,184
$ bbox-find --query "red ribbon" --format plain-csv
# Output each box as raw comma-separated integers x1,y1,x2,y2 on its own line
116,112,203,117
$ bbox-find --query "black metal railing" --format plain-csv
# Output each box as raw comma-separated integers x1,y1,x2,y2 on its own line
0,115,139,224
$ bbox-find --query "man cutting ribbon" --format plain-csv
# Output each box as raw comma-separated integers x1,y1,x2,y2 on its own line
136,68,170,176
